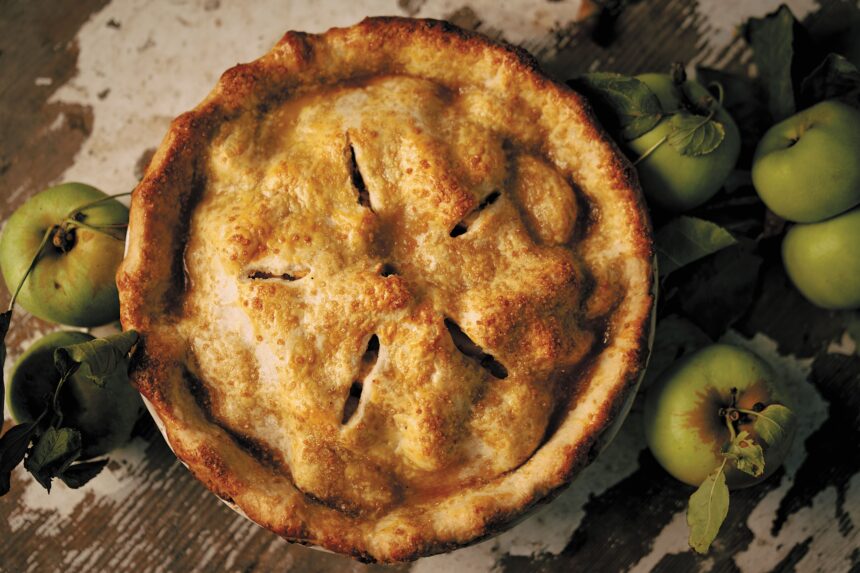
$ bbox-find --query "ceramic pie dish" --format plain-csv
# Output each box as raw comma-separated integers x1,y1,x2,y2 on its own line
117,17,654,562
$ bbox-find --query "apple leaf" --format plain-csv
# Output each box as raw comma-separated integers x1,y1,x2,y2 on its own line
744,5,798,121
753,404,796,446
799,54,860,110
570,72,663,140
54,330,139,388
0,331,135,496
678,242,763,339
687,461,730,554
642,315,711,389
723,430,765,477
655,216,737,277
667,113,726,157
0,422,40,496
59,458,109,489
24,426,82,492
0,309,11,422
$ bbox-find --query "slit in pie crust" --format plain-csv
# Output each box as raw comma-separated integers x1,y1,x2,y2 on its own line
118,17,655,563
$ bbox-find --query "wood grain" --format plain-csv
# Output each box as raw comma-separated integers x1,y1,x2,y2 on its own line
1,1,858,572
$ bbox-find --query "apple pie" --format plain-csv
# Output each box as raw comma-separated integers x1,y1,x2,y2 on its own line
118,17,654,562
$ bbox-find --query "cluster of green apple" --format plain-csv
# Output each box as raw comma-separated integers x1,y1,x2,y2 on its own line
574,3,860,553
753,101,860,309
0,183,142,493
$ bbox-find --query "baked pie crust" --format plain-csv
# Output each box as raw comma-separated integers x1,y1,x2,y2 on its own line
118,17,654,562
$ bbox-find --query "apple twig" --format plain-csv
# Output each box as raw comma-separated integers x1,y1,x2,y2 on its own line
50,369,76,428
707,81,726,106
66,191,133,218
633,134,669,166
8,227,54,312
61,218,126,241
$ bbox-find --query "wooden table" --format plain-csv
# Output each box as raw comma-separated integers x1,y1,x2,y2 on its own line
1,1,858,571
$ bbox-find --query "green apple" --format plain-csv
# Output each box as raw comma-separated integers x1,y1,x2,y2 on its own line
782,207,860,309
7,330,143,458
752,101,860,223
644,344,795,489
0,182,127,326
628,73,741,212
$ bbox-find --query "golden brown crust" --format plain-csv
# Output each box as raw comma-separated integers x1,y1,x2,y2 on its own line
118,17,654,562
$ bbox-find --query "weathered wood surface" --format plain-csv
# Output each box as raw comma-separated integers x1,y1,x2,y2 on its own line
1,1,858,571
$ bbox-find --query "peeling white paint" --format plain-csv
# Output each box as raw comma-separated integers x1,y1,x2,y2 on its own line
7,436,150,535
9,0,842,571
736,485,857,573
828,330,857,356
401,0,586,43
49,0,402,199
627,511,715,573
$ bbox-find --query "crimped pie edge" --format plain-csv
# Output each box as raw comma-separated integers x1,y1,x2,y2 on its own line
117,17,655,562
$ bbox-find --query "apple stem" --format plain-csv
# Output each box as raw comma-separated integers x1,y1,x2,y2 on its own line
632,135,668,166
66,191,133,219
51,368,76,427
724,413,737,441
61,218,126,241
707,81,725,106
7,226,54,312
735,407,762,418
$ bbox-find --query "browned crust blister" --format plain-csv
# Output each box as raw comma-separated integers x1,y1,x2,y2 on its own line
118,17,654,563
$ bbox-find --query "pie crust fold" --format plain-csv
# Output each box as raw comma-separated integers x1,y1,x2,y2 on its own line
118,17,655,562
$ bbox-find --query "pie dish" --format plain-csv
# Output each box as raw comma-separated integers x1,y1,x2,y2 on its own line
118,17,654,562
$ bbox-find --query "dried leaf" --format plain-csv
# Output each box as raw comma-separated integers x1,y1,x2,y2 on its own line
678,242,763,339
59,459,109,489
744,5,799,121
723,431,765,477
642,315,711,389
24,427,82,492
0,423,39,496
799,53,860,109
54,330,138,388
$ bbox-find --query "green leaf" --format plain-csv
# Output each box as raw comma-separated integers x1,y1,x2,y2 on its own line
59,459,109,489
744,5,799,121
0,422,40,496
800,54,860,109
54,330,138,388
571,72,663,140
642,315,711,389
655,216,737,277
667,113,726,156
687,462,730,554
678,242,763,339
696,68,769,166
723,430,765,477
753,404,796,446
0,309,11,422
24,427,82,492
